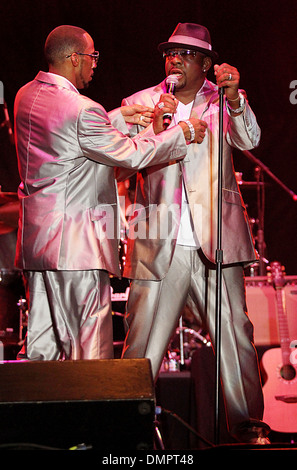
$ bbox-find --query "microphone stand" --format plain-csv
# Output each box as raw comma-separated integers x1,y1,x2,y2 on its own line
214,86,224,445
255,166,266,276
213,93,297,444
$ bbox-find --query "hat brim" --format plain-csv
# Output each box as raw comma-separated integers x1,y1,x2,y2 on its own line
158,41,218,61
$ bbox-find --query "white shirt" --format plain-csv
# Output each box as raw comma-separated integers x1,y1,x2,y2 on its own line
174,101,200,248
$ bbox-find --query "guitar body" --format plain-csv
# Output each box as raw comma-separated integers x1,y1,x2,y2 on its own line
262,347,297,433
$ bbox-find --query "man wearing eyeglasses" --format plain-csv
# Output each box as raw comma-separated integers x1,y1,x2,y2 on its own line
14,25,202,363
120,23,270,445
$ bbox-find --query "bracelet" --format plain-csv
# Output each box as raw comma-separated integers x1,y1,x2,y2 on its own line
226,92,245,114
184,120,195,143
227,95,240,102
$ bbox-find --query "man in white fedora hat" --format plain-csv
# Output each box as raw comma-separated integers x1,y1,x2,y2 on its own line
119,22,270,445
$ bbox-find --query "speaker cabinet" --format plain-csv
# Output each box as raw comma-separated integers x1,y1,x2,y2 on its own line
246,275,297,346
0,358,155,450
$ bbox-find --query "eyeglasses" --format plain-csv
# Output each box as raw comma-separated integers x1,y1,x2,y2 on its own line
66,51,100,64
163,49,198,61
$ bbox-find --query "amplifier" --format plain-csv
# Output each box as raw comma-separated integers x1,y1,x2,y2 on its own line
0,358,155,450
246,275,297,346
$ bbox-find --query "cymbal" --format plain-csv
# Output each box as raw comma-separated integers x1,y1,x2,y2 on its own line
0,191,18,204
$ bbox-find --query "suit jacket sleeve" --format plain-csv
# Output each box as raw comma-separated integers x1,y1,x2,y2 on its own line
107,107,130,136
226,96,261,150
114,97,162,181
78,103,187,170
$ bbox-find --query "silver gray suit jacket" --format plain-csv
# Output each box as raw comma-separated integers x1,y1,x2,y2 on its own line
14,72,187,276
121,79,261,280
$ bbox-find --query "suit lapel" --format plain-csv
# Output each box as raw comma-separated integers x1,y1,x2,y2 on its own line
190,79,219,120
151,81,167,105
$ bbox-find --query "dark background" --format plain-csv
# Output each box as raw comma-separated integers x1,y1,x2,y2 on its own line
1,0,296,274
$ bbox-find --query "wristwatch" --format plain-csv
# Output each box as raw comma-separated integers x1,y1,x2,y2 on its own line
226,92,245,114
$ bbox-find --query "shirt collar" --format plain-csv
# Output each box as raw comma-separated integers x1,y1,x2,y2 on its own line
35,71,79,94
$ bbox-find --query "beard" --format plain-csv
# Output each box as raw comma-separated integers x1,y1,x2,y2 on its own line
175,77,186,90
78,63,92,90
80,74,90,90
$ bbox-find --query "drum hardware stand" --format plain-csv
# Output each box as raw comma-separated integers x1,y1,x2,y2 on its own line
1,101,15,146
154,406,165,450
254,166,267,276
241,149,297,275
166,319,211,371
178,317,185,368
17,296,27,343
177,326,212,347
242,149,297,202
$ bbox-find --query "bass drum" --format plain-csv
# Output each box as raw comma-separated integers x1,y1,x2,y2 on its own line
0,269,25,341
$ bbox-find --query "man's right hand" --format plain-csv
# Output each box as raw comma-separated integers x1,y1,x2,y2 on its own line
153,95,207,143
153,93,178,134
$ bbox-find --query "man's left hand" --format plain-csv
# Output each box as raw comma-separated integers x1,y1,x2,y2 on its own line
214,63,240,102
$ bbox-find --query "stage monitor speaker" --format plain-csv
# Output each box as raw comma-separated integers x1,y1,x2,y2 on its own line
246,275,297,346
0,358,155,451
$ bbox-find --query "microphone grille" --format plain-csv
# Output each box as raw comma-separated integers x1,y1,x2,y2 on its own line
166,74,179,86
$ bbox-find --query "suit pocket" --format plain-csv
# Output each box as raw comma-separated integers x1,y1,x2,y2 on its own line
222,188,245,208
89,203,117,240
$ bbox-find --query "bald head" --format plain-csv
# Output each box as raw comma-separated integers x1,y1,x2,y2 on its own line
44,25,88,66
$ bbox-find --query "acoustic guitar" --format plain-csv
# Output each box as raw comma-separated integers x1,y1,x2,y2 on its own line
262,261,297,433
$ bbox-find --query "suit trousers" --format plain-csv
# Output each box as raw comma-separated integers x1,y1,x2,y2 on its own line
122,244,264,432
17,270,113,361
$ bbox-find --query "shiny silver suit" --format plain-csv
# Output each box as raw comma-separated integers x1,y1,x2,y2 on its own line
14,71,187,360
120,78,266,437
122,79,259,276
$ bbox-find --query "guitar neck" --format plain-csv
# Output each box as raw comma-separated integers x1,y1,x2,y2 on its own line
275,287,291,365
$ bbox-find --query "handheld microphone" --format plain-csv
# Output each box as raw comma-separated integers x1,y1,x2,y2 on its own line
163,74,179,128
